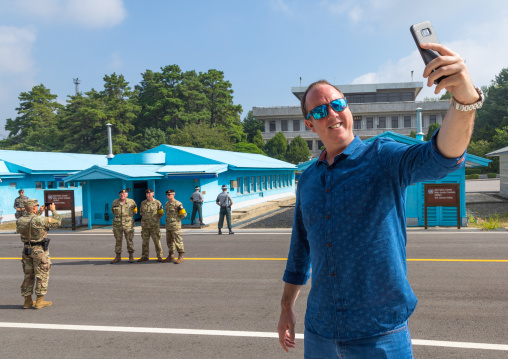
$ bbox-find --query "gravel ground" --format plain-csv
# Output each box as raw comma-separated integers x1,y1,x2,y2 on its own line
243,202,508,229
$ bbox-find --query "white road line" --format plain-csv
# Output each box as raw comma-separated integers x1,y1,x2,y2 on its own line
1,323,507,351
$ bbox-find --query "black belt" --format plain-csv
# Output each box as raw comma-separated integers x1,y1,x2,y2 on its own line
23,241,44,246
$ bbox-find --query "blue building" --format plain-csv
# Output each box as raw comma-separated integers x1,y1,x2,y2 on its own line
65,145,296,229
0,150,107,222
296,132,490,227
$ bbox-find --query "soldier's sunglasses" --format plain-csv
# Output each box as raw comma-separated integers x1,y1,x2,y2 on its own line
306,98,348,120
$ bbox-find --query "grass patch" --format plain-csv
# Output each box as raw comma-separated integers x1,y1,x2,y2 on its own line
468,212,508,230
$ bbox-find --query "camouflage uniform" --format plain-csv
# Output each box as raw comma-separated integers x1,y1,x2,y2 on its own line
112,198,137,254
14,194,28,219
17,207,62,297
165,199,187,255
140,198,163,259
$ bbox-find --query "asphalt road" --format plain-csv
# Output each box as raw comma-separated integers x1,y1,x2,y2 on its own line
1,229,507,359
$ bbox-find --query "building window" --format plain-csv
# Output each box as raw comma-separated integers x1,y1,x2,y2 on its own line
317,141,324,150
391,116,398,129
389,93,400,102
429,115,437,125
261,176,265,191
69,182,77,188
306,140,313,150
377,93,388,102
367,117,373,129
281,120,288,132
293,120,300,132
244,177,249,193
378,117,386,128
257,176,261,191
9,182,17,187
47,182,55,189
404,116,411,128
277,175,280,188
354,119,361,130
401,92,414,101
36,181,44,189
250,176,255,192
273,175,277,188
237,177,243,194
270,121,276,132
363,94,375,103
58,181,66,188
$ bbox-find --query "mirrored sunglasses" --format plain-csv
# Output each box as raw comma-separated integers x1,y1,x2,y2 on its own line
306,98,348,120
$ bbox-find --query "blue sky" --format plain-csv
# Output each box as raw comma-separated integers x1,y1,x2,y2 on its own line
0,0,507,140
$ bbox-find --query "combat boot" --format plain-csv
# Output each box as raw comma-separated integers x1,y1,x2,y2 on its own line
128,252,135,263
229,228,235,235
22,295,34,309
218,228,222,235
34,296,52,309
163,254,175,263
175,253,184,264
110,253,121,264
137,256,149,262
157,257,163,262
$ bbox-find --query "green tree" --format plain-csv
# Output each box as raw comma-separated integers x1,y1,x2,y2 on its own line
1,84,63,151
101,73,141,153
286,135,311,164
265,132,288,160
252,130,265,151
440,91,452,100
59,90,107,153
474,68,508,141
242,110,264,142
425,122,440,141
409,130,417,139
233,142,266,155
139,127,167,151
168,123,233,151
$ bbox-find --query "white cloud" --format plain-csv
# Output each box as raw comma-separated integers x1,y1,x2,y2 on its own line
320,0,365,22
12,0,127,29
108,52,124,71
270,0,292,15
352,16,508,100
0,26,37,138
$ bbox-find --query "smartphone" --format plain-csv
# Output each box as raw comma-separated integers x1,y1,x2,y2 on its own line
45,202,53,207
410,21,446,84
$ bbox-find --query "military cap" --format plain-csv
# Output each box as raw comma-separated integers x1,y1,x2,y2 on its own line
145,188,154,193
221,184,228,190
119,189,128,194
24,199,39,209
166,189,175,195
195,186,200,190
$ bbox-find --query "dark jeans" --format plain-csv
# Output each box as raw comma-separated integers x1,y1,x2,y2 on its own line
191,202,203,223
218,207,232,229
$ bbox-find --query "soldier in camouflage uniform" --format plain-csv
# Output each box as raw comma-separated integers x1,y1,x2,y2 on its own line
138,188,164,262
164,189,187,264
17,199,62,309
14,189,28,219
111,189,138,264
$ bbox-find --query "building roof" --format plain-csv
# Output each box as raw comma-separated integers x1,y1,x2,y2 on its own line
291,82,424,101
486,146,508,157
146,145,296,170
297,132,491,170
65,165,165,182
0,150,107,173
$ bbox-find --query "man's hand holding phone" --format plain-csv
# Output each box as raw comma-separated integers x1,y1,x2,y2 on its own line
420,42,479,105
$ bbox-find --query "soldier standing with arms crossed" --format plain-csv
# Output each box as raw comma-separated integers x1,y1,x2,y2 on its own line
17,199,61,309
190,186,205,226
138,189,164,262
164,189,187,264
14,189,28,219
110,189,137,264
216,184,234,235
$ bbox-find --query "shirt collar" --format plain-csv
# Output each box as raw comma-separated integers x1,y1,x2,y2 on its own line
316,136,363,166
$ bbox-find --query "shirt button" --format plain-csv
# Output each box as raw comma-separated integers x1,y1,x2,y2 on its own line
327,242,332,247
327,166,332,170
326,215,330,219
326,189,330,192
331,272,335,277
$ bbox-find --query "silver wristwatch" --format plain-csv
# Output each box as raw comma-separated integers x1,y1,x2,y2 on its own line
451,87,484,111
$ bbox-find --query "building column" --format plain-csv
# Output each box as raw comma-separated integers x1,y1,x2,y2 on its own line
87,181,92,230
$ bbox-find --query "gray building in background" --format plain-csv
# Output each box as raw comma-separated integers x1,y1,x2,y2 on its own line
253,82,450,158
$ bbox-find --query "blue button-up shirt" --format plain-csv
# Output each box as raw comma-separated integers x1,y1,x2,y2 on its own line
283,132,465,340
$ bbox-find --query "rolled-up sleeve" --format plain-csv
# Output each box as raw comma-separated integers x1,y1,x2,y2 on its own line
283,175,311,285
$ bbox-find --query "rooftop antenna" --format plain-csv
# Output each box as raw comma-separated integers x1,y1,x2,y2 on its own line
73,78,81,95
300,77,302,87
411,71,414,82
